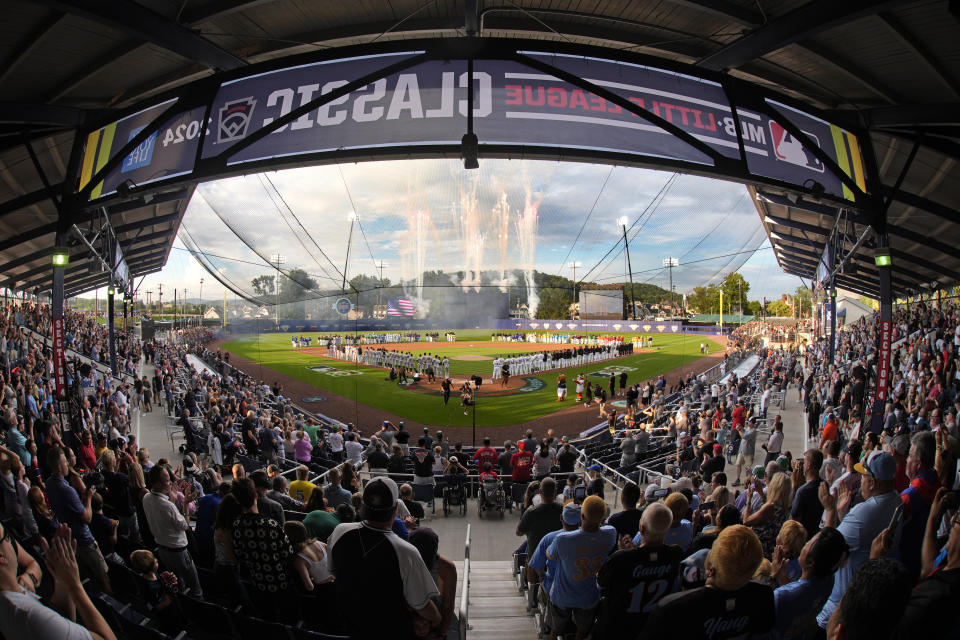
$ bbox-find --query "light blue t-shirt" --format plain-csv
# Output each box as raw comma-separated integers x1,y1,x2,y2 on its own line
529,529,565,593
633,520,693,551
774,576,834,639
816,491,901,627
547,526,617,608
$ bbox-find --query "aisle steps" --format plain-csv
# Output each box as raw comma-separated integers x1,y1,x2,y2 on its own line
459,560,539,638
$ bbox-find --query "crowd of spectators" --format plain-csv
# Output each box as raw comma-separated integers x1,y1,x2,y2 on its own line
514,303,960,639
0,302,465,639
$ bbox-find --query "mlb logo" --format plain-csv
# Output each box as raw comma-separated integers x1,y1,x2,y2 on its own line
768,121,824,172
217,97,257,144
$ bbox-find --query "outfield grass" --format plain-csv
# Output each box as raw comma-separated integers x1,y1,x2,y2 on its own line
221,331,721,426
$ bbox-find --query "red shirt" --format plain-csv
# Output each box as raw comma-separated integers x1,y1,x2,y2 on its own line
731,405,746,428
474,447,498,470
510,451,534,482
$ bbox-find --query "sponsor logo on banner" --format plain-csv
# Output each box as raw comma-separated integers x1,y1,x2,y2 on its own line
656,325,665,332
629,324,638,331
530,323,539,329
769,121,824,172
567,323,577,329
613,324,622,330
217,97,257,143
643,325,651,331
671,325,679,332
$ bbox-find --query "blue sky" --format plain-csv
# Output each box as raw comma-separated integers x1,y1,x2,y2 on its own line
105,159,805,305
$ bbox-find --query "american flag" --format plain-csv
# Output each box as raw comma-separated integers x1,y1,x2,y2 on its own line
397,298,416,317
386,301,402,317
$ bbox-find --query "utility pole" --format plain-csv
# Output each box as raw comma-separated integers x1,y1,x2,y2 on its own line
376,261,387,313
199,278,204,325
569,261,582,319
618,216,636,321
663,258,678,317
157,283,162,319
271,253,286,328
719,289,724,335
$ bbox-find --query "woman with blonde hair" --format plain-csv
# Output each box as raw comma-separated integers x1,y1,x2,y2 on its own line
770,519,807,585
743,471,792,558
284,520,333,590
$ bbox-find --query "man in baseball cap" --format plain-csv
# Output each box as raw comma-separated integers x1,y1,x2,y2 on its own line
545,495,616,639
817,450,901,629
328,475,441,637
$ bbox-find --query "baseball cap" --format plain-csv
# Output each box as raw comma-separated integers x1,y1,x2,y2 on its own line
713,444,723,454
752,465,765,479
562,503,582,526
362,476,399,519
581,495,606,525
891,433,911,457
587,464,602,472
776,455,790,472
854,451,896,482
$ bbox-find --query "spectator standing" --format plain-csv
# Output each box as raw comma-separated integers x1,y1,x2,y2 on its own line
816,451,901,629
511,442,534,483
328,476,440,639
517,477,563,556
230,477,294,620
596,503,683,638
141,465,203,598
791,449,825,539
251,470,284,524
545,495,617,640
896,431,939,579
289,465,317,504
772,527,848,640
606,482,643,541
323,467,352,508
45,447,111,593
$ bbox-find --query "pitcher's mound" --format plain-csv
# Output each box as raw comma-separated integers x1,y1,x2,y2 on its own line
451,354,493,361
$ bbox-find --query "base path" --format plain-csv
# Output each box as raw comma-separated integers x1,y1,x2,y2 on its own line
211,335,729,442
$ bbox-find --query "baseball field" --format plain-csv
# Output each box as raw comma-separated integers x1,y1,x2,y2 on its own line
220,330,723,427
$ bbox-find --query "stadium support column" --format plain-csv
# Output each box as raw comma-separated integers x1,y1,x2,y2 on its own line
870,235,893,433
828,284,837,365
107,283,117,375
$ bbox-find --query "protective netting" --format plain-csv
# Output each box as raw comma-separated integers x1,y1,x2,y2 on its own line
178,158,769,321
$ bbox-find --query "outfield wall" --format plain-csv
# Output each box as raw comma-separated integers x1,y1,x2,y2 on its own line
208,317,728,334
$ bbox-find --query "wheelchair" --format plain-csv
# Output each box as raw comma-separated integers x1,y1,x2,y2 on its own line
442,477,468,516
477,477,506,518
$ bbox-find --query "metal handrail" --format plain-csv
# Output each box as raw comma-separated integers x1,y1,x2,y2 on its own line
459,523,471,640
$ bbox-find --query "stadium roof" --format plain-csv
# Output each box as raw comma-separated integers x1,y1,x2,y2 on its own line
1,0,958,298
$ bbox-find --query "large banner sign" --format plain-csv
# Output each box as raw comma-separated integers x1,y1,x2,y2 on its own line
80,46,866,201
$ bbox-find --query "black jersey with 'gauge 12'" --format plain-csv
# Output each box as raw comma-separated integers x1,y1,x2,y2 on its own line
597,544,684,639
641,581,775,640
595,544,683,638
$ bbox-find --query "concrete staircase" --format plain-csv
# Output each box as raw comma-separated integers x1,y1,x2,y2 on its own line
459,560,539,638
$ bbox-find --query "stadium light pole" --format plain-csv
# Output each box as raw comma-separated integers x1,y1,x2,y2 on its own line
199,278,204,326
618,217,636,321
271,253,286,328
343,212,357,293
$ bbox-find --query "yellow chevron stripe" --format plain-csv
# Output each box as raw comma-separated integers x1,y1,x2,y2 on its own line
90,121,117,199
830,124,853,201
